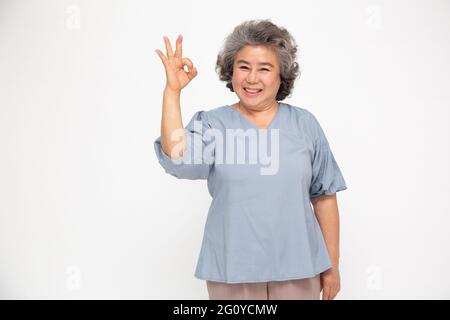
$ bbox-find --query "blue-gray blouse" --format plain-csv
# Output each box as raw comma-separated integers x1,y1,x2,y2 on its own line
154,102,347,283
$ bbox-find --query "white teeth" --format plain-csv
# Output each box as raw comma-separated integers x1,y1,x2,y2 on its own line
245,88,261,93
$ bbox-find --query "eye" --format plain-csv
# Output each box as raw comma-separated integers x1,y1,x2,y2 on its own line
239,66,270,71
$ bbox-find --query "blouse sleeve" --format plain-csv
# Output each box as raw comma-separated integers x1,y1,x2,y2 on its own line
307,111,348,199
153,110,215,180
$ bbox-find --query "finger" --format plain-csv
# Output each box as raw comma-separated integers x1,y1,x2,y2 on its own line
322,286,330,300
163,36,174,57
186,66,198,80
175,34,183,58
327,287,335,300
182,57,194,70
155,49,168,66
330,285,340,300
330,288,337,300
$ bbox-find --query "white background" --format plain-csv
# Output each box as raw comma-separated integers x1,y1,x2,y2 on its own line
1,0,449,299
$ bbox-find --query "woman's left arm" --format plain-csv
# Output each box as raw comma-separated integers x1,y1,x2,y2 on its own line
311,193,341,300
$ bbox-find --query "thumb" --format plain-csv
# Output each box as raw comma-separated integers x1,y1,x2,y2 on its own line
187,66,198,80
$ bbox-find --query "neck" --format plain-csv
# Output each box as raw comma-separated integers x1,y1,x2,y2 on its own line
238,101,279,118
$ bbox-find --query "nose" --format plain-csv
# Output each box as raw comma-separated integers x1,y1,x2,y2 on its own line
246,69,258,84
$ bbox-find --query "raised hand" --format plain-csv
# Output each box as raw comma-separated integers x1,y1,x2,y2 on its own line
155,34,198,92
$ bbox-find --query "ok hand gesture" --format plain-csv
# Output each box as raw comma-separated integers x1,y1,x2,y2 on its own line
155,34,198,92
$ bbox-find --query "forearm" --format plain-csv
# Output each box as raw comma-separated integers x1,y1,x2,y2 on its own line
311,194,340,268
160,87,185,159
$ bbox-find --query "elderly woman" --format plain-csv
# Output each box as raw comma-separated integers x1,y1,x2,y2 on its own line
154,19,347,300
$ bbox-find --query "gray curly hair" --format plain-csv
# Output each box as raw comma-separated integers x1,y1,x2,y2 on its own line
215,19,300,101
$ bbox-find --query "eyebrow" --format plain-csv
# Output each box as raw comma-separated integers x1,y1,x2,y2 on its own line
236,59,275,68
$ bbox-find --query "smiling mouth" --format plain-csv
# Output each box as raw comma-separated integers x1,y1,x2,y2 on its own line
244,88,263,94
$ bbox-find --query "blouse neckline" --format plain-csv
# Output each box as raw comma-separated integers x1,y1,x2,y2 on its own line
227,102,282,130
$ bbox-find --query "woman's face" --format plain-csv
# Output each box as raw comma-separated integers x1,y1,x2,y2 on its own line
231,45,281,110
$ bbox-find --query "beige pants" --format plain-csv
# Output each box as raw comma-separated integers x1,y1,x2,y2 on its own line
206,275,321,300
